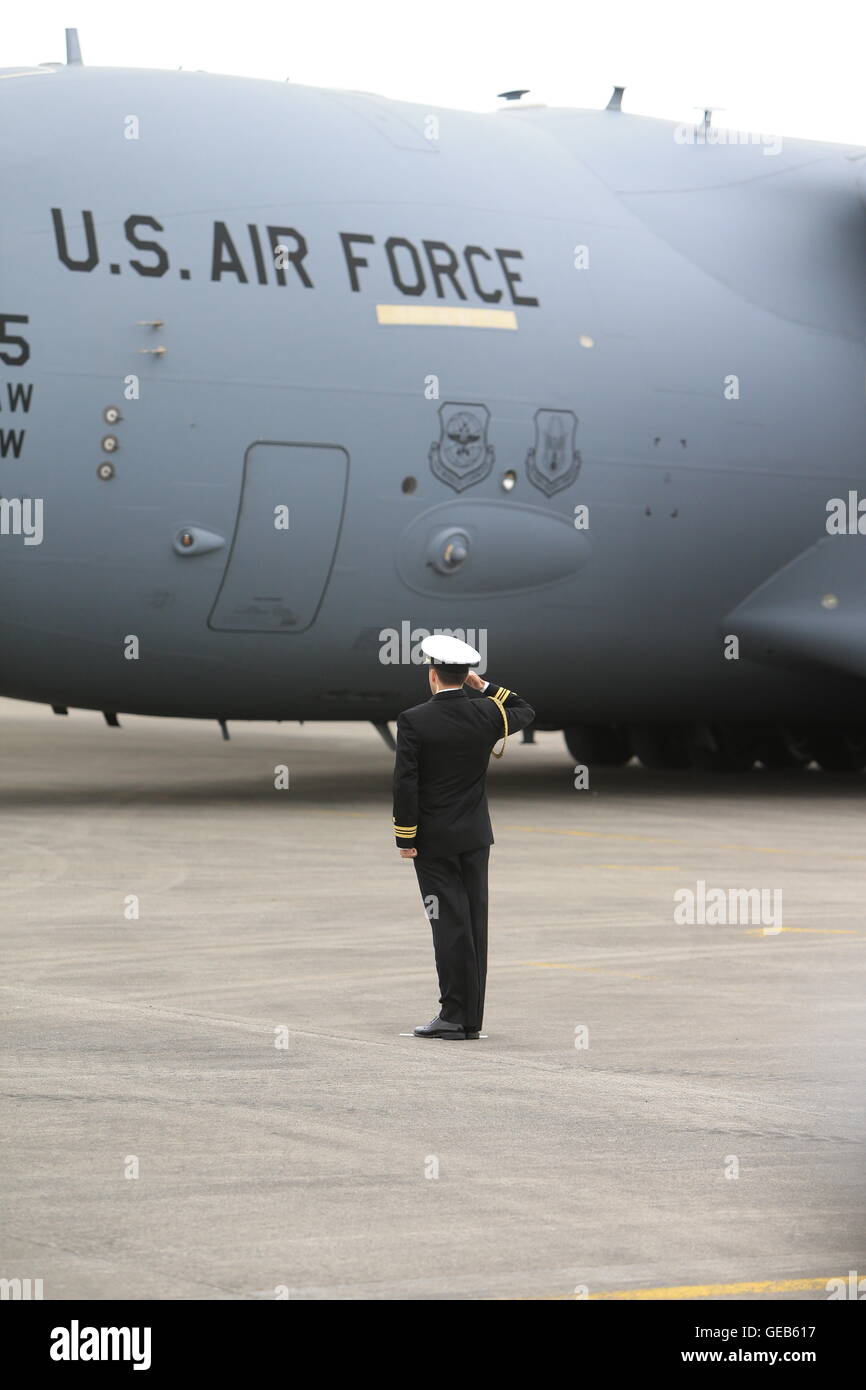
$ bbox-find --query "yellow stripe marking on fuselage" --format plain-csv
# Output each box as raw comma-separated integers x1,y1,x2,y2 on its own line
376,304,518,330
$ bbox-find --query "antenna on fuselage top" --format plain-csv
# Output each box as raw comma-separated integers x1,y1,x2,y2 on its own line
606,86,625,111
65,29,83,65
694,106,723,134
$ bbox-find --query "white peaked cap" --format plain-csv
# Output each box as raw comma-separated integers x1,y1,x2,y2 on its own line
420,634,481,666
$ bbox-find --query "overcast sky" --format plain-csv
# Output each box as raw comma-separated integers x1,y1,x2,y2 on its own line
7,0,865,146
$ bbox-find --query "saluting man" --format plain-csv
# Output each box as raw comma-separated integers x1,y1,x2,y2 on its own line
392,634,535,1040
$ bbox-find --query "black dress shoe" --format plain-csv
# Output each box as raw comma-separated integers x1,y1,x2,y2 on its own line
413,1014,477,1039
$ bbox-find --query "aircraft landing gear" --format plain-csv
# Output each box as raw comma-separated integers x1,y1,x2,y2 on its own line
687,725,758,773
559,723,866,774
627,724,692,770
753,729,810,770
562,724,631,767
804,730,866,773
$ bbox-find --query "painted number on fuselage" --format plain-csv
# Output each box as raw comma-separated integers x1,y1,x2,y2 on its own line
0,313,32,462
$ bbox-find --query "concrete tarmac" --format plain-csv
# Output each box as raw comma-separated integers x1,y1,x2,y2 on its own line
1,698,864,1301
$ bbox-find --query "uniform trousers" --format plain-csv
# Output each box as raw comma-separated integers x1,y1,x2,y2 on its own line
413,845,490,1032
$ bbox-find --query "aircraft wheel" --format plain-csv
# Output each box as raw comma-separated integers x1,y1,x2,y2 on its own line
683,725,756,773
628,725,691,770
808,731,866,773
563,724,631,767
753,729,810,770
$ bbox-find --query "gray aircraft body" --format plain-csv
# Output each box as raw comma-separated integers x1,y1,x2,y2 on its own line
2,50,866,769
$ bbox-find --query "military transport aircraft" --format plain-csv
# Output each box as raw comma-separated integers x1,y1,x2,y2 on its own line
2,31,865,771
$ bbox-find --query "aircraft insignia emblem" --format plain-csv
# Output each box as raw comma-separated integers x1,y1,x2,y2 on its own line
525,408,581,496
429,403,494,491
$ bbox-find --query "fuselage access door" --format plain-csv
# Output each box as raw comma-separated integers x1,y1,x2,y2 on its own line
209,441,348,632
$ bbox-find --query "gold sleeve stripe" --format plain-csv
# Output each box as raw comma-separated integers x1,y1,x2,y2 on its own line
494,688,511,705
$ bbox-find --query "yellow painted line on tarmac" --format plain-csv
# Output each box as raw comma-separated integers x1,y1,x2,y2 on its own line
716,844,791,855
510,825,866,862
718,844,866,861
745,927,859,936
512,826,680,844
517,961,656,979
507,1276,837,1301
589,864,681,871
288,810,866,867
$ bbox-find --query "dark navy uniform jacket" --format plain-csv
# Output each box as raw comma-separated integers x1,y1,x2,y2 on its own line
392,681,535,856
